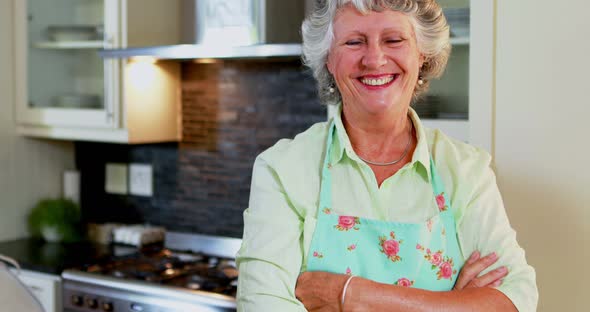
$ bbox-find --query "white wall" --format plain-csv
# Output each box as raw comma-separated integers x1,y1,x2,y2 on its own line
495,0,589,311
0,0,75,241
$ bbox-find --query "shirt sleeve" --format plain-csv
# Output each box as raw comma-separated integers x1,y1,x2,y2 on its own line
236,155,307,312
456,152,539,312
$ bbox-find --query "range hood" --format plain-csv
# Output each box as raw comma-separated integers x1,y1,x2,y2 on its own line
99,43,302,60
100,0,307,60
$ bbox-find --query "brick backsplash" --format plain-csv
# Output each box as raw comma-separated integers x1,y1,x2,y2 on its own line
76,60,326,238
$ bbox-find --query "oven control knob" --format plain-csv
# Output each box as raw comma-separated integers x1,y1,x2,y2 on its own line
86,298,98,309
71,295,83,306
102,302,114,311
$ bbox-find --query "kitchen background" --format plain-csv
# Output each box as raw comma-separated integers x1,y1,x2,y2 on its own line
77,60,325,237
0,0,588,311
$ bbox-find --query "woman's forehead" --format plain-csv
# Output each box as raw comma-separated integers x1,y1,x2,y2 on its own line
333,6,414,34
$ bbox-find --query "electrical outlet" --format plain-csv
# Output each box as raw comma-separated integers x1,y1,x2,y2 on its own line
105,163,128,194
129,163,153,197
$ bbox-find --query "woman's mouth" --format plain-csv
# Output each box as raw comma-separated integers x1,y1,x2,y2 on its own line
358,74,398,88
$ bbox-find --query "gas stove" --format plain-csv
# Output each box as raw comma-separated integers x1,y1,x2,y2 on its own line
62,233,241,312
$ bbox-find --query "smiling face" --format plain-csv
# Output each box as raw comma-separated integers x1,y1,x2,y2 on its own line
327,6,424,116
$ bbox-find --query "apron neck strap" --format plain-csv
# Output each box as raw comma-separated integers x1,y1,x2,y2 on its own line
318,121,450,215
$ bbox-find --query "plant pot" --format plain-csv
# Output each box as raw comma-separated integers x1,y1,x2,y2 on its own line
41,226,63,243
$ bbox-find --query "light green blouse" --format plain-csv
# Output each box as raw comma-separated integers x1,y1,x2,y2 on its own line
236,105,538,312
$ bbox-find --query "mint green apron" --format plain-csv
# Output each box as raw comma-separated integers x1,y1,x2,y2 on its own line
305,121,464,290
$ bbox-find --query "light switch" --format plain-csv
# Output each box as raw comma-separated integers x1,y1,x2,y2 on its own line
105,163,128,194
129,163,153,197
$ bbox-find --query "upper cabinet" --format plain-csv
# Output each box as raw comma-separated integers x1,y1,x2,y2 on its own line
418,0,470,142
14,0,182,143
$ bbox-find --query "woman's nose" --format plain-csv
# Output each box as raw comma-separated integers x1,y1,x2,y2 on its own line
361,43,387,69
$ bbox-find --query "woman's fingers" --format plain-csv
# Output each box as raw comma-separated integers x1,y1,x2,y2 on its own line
466,250,481,265
453,251,481,289
454,251,500,290
454,251,487,289
470,266,508,288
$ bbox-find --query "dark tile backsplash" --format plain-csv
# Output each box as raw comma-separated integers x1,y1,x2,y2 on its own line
76,60,326,238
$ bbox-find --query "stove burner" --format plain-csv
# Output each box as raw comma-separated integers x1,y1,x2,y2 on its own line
185,275,211,290
111,270,126,278
79,248,237,297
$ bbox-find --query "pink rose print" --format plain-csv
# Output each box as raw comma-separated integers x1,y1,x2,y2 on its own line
346,267,352,275
335,216,361,231
379,231,403,262
422,248,443,268
426,218,434,232
430,251,443,267
417,243,458,281
438,261,455,280
436,193,448,212
395,278,414,287
323,208,332,214
383,240,400,255
313,251,324,259
347,244,356,251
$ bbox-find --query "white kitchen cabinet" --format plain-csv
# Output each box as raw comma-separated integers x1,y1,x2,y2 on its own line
415,0,494,151
14,0,182,143
12,269,62,312
417,0,471,142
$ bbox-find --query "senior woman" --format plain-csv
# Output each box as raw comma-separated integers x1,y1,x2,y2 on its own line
237,0,537,311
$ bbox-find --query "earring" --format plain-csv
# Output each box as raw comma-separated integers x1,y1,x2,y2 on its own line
328,85,336,93
417,76,424,86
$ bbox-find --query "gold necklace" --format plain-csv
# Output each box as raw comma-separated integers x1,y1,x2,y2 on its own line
356,118,413,166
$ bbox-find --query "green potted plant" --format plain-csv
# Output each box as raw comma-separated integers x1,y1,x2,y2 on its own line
28,198,82,243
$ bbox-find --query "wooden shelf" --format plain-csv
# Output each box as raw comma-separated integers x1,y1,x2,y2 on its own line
34,41,104,49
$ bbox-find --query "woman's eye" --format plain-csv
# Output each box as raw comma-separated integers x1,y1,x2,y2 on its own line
345,40,362,46
386,39,403,44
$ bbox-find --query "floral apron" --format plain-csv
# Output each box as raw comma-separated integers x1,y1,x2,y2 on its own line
305,122,464,290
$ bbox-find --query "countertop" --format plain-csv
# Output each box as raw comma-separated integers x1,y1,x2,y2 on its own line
0,238,113,276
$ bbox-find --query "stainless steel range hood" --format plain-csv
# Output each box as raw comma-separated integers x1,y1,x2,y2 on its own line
100,0,308,60
99,43,302,60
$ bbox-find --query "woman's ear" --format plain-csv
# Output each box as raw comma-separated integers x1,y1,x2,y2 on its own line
419,54,426,69
326,54,334,75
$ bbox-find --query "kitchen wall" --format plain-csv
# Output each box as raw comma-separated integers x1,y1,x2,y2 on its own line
76,60,325,237
0,0,75,241
494,0,589,311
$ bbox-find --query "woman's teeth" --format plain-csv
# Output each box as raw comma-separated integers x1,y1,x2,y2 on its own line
360,76,395,86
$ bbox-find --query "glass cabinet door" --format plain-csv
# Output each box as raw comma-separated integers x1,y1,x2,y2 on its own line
410,0,470,142
17,0,118,128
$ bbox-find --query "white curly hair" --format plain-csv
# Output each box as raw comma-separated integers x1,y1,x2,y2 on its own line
302,0,451,104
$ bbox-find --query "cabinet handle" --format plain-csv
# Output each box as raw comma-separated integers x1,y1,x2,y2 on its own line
104,60,117,125
106,101,114,122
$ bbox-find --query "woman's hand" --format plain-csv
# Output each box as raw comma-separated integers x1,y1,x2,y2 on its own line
296,251,508,311
453,251,508,290
295,271,350,312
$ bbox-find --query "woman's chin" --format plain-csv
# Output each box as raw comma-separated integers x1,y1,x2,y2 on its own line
346,94,406,115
